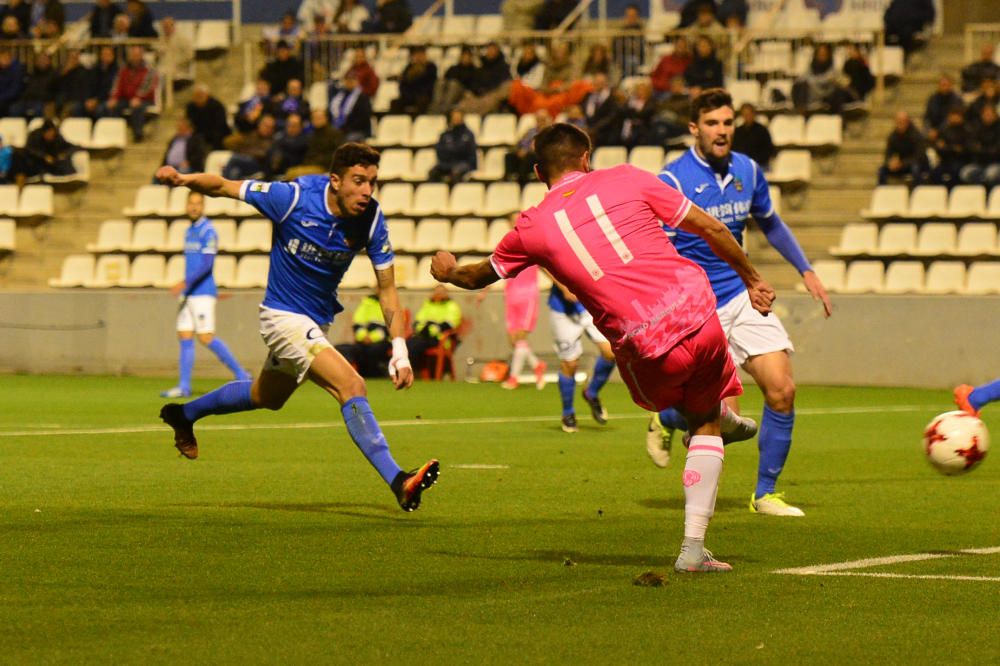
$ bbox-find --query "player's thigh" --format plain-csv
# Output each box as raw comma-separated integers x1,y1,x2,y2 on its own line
259,305,334,385
681,316,743,420
307,347,366,404
742,349,795,407
550,310,585,361
724,291,794,367
188,295,217,334
252,368,300,410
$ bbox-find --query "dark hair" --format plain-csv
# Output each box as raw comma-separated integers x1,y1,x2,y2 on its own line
533,123,591,182
690,87,733,123
329,142,381,176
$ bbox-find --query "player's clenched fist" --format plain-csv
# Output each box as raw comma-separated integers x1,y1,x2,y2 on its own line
430,251,457,282
155,166,184,187
747,278,776,316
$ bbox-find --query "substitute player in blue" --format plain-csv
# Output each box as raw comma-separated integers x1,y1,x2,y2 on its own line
155,143,439,512
647,88,832,516
161,191,251,399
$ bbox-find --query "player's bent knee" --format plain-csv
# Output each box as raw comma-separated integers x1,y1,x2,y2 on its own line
765,380,796,412
337,375,368,402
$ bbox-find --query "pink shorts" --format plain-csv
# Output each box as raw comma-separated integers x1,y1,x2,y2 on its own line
617,315,742,414
504,266,539,333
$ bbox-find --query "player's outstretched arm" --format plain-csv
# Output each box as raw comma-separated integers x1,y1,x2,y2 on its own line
431,251,501,290
755,213,832,317
374,265,414,390
155,166,244,200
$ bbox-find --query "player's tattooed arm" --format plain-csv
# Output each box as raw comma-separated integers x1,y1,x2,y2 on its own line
155,166,244,199
430,252,500,290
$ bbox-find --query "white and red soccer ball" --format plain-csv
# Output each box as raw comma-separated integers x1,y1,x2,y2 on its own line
923,411,990,475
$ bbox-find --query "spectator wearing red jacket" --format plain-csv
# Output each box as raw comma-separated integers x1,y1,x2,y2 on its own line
651,35,693,95
105,45,158,142
345,47,379,98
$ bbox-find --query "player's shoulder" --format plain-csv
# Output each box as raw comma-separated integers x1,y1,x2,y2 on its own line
291,174,327,194
730,151,763,177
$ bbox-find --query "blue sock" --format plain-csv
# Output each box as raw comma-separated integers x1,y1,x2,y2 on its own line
207,338,247,379
586,357,615,398
657,407,689,431
182,380,255,423
970,378,1000,411
755,406,794,498
558,373,575,416
178,338,194,393
342,396,402,485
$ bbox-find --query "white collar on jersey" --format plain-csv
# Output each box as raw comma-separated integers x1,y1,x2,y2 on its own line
550,170,586,193
689,147,734,192
323,180,335,217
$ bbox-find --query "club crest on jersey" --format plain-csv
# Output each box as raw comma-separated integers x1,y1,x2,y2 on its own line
734,178,743,192
250,182,271,193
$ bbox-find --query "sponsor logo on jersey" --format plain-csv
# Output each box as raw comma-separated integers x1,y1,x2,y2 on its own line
695,183,709,194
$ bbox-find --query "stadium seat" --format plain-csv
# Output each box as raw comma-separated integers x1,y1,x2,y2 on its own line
409,183,450,217
482,182,521,217
213,219,237,251
442,14,475,37
955,223,998,255
372,80,398,114
804,114,842,151
405,115,446,148
808,259,845,292
155,254,185,288
195,20,230,53
448,183,485,216
59,118,92,148
411,218,451,252
728,79,761,108
923,261,966,294
463,113,482,138
905,185,948,219
49,254,95,287
761,79,794,111
769,185,783,215
378,149,412,180
214,254,236,288
387,218,415,250
767,150,811,186
0,185,16,215
963,262,1000,294
163,220,188,252
0,117,26,148
232,255,269,288
449,218,488,252
393,255,418,288
404,148,436,182
945,185,987,219
164,187,189,217
235,219,271,252
515,112,537,138
128,219,167,252
470,147,505,181
411,255,438,289
474,14,503,40
912,223,957,256
828,223,877,256
861,185,909,219
986,187,1000,219
84,253,130,287
230,199,258,217
125,185,169,217
486,218,510,247
0,218,13,254
43,151,90,187
478,114,517,146
841,260,884,293
877,223,917,256
123,254,165,287
377,183,413,216
879,261,924,294
86,219,132,252
16,185,53,218
204,150,232,176
592,146,628,170
372,115,412,147
769,115,805,147
629,146,665,174
307,81,327,113
90,118,127,151
205,195,235,217
341,259,377,289
665,149,686,164
520,182,547,209
870,45,905,80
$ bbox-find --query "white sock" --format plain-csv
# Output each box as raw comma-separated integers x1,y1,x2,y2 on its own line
682,435,725,541
520,341,539,368
510,342,529,378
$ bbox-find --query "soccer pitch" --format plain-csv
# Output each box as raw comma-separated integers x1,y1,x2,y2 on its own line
1,376,998,663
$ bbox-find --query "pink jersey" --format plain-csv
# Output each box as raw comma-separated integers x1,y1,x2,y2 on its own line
504,264,539,333
490,164,718,361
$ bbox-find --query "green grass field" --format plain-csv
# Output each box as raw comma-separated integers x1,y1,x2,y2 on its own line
1,376,999,663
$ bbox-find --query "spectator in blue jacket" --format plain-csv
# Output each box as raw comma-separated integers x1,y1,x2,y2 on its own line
428,109,477,184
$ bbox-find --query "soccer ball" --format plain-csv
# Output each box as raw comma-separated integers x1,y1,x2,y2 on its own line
922,411,990,475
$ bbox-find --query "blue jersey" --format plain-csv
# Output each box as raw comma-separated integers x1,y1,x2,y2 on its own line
240,175,394,324
547,285,585,316
659,148,776,308
183,216,218,297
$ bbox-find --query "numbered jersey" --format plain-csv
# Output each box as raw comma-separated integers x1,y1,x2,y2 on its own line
490,164,717,361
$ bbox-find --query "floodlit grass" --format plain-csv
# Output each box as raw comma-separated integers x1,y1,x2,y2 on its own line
1,376,998,663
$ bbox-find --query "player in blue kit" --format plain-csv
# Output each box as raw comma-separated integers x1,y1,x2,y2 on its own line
155,143,439,512
646,88,832,517
161,191,251,399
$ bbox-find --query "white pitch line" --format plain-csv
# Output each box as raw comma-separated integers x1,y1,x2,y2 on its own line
802,572,1000,583
775,547,1000,577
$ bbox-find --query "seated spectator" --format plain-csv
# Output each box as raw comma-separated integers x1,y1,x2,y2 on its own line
656,75,691,140
2,0,31,38
883,0,933,56
0,134,12,183
303,14,335,77
0,48,25,117
965,77,999,124
391,45,436,115
651,36,693,96
288,108,343,177
56,49,92,117
930,106,969,186
15,119,77,182
541,42,577,93
877,111,928,185
961,44,1000,94
157,16,194,88
582,72,623,147
961,105,1000,188
612,3,645,79
432,45,478,113
564,103,586,129
924,74,962,135
335,294,390,378
620,80,657,147
406,285,462,373
718,0,747,29
275,78,310,123
11,51,57,119
687,3,729,61
508,76,593,118
268,112,308,176
334,0,369,33
513,43,545,90
684,36,724,91
297,0,337,32
792,43,838,112
474,41,511,96
30,0,64,37
260,40,304,98
534,0,575,30
428,109,477,184
345,47,379,97
186,84,230,150
329,70,371,141
105,45,158,142
234,79,274,134
362,0,412,34
80,45,118,119
125,0,156,37
159,117,207,175
0,15,23,39
582,43,619,88
505,108,552,183
262,12,302,54
732,103,774,169
679,0,715,28
842,44,875,103
110,13,130,50
223,113,276,179
89,0,122,38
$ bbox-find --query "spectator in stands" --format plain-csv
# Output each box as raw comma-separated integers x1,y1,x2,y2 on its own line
345,47,378,97
106,45,158,142
475,41,511,96
718,0,747,29
260,40,304,98
125,0,156,37
11,51,57,119
620,80,657,147
335,294,391,378
686,3,729,60
514,43,545,90
406,285,462,374
88,0,121,38
110,12,130,45
432,45,477,113
534,0,576,30
0,135,12,183
684,35,724,91
29,0,64,37
732,103,774,170
159,117,207,175
961,104,1000,188
612,3,645,79
157,16,194,89
679,0,716,29
290,108,343,176
542,42,578,93
303,14,336,77
223,113,276,179
564,103,586,129
234,78,274,134
334,0,369,33
582,43,619,88
505,108,551,184
924,74,962,135
186,84,230,149
582,72,623,147
16,119,77,181
883,0,933,57
0,48,25,117
268,112,308,176
329,70,371,141
362,0,411,34
297,0,337,32
56,49,92,117
0,15,24,39
651,35,692,96
391,45,436,115
877,111,927,185
262,12,302,54
930,106,969,187
84,45,118,119
966,77,1000,125
657,74,691,140
274,78,310,124
961,44,1000,94
2,0,31,38
842,43,875,103
792,43,838,112
428,109,476,184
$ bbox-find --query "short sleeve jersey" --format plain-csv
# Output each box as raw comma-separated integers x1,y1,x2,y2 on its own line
239,175,394,324
659,148,775,308
183,216,218,297
490,164,717,361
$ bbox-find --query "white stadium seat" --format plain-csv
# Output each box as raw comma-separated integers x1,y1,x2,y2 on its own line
128,219,167,252
449,218,488,253
123,254,166,287
592,146,628,170
409,183,450,217
842,260,884,293
861,185,909,219
912,223,957,256
629,146,665,174
234,219,271,252
125,185,169,217
405,115,447,148
829,223,877,256
486,218,510,247
377,183,413,216
470,147,505,181
195,20,230,53
411,218,451,252
164,187,189,217
955,223,998,255
393,255,418,288
84,254,130,287
378,149,412,180
804,114,842,150
482,182,521,217
17,185,53,217
372,115,412,147
728,79,761,108
90,118,127,151
987,187,1000,219
404,148,436,182
923,261,965,294
945,185,987,219
213,219,237,251
0,184,16,215
520,182,547,210
205,150,232,176
478,114,517,146
59,118,92,148
372,80,398,114
879,261,923,294
43,151,90,186
963,262,1000,294
0,117,26,148
204,195,235,217
232,255,269,288
387,218,415,251
0,218,14,253
877,223,917,256
163,220,188,252
410,256,438,289
49,254,95,287
905,185,948,219
767,150,811,185
214,255,236,288
87,219,132,252
340,259,377,289
809,259,845,292
448,183,485,216
769,114,805,147
155,254,185,288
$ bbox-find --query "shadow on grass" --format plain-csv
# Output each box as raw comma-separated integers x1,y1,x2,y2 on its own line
170,501,421,522
429,548,759,567
637,497,748,512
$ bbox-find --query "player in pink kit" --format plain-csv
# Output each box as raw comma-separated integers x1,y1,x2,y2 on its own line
501,263,547,390
431,124,775,573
